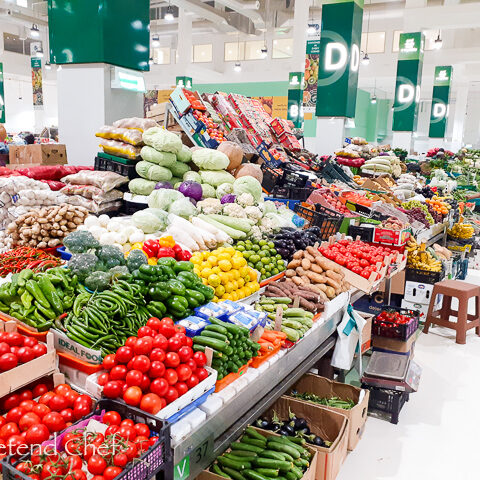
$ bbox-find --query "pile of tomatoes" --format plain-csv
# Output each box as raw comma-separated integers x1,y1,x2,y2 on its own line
14,409,158,480
0,383,93,458
99,317,209,415
0,331,47,372
319,239,398,280
192,110,225,143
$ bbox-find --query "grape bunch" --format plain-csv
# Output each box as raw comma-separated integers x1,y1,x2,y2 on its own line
427,204,443,224
401,200,434,225
398,207,430,228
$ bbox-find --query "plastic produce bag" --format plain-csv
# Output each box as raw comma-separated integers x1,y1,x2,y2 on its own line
98,138,141,159
95,126,144,146
60,184,124,203
61,170,128,192
331,303,366,371
113,117,157,132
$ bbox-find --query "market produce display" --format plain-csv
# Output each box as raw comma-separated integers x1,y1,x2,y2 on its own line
405,237,442,272
0,247,62,277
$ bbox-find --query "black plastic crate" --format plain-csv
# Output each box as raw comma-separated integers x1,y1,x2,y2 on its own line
2,399,172,480
294,204,344,239
271,185,315,201
261,163,282,194
348,224,375,242
281,169,309,188
372,306,420,341
405,266,444,284
124,199,149,215
362,384,409,424
95,155,140,181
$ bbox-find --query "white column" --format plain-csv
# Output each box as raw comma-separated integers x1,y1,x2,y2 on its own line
291,0,309,71
304,118,346,156
393,131,414,152
449,83,469,151
177,8,192,76
464,89,480,148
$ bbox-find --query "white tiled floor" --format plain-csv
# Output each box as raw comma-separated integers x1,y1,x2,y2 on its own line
338,270,480,480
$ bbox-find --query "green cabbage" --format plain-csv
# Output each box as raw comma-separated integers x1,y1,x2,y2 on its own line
148,188,185,209
129,178,156,195
192,148,229,170
140,146,176,167
169,161,190,178
177,145,193,163
170,176,182,186
183,171,202,183
143,127,182,154
135,160,173,182
200,170,235,187
233,176,262,202
168,198,197,218
201,184,216,198
132,209,167,233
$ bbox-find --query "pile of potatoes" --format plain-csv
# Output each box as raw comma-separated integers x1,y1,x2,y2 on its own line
285,245,350,300
7,204,88,248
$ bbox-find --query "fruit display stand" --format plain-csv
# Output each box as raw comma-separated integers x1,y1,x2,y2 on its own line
169,295,348,480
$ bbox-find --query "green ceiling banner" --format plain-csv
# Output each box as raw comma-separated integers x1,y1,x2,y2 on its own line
315,0,363,118
0,63,5,124
47,0,149,71
392,32,424,131
429,66,452,138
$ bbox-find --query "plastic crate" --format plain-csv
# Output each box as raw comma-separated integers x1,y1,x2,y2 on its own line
362,384,409,424
2,399,172,480
97,151,137,165
348,224,374,242
372,306,420,341
271,185,315,201
124,199,149,215
94,155,139,180
294,203,344,239
261,164,282,194
405,266,444,284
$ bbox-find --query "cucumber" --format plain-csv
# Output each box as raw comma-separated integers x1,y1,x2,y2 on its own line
282,320,303,330
286,437,306,446
264,297,291,304
259,451,287,462
291,466,303,479
241,437,266,448
213,464,231,478
253,458,292,471
284,308,306,317
243,470,269,480
201,330,229,342
284,473,297,480
245,427,267,442
293,458,309,468
222,467,247,480
193,344,223,358
266,442,300,459
204,324,229,335
255,469,279,478
227,450,258,458
231,442,264,454
193,336,229,352
226,454,257,463
218,456,250,470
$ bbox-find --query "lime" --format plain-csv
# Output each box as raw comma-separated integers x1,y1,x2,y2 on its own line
265,264,273,272
250,254,260,263
261,267,266,274
252,244,260,251
261,250,270,258
255,261,263,270
272,268,279,275
261,257,270,265
236,245,245,252
243,251,251,259
259,239,267,246
275,254,282,260
268,241,275,249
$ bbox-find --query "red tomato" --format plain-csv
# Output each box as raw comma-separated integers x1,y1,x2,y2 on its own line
63,389,79,406
186,375,199,389
65,454,83,471
0,422,19,439
0,416,5,428
118,424,136,441
55,384,71,396
91,476,105,480
103,411,121,426
102,354,117,371
32,383,49,398
15,346,33,364
123,387,142,407
167,337,182,352
176,365,192,382
43,412,66,433
60,408,74,423
158,323,175,339
120,419,135,428
10,346,20,356
148,361,166,378
18,412,41,432
32,403,50,419
176,382,188,396
5,332,23,347
135,435,150,454
185,358,197,373
149,436,159,446
73,400,93,420
165,352,180,368
32,343,47,358
0,353,18,371
139,393,163,415
140,375,150,392
164,369,178,385
65,469,87,480
49,394,69,412
105,425,119,436
149,348,166,362
88,455,107,475
113,453,128,468
103,466,123,480
192,351,207,367
0,343,9,356
7,434,25,455
125,336,137,348
131,355,151,373
109,365,127,381
3,393,20,410
150,378,168,397
126,370,143,387
146,318,162,331
97,372,109,386
197,368,209,381
165,387,179,404
134,423,150,437
153,334,168,350
23,337,38,348
115,346,133,364
137,326,154,338
177,346,193,363
6,406,26,424
19,400,34,413
184,336,193,348
134,337,153,356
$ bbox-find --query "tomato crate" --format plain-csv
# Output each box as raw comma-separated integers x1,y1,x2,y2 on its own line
348,224,374,242
294,204,344,239
361,384,409,425
372,306,420,341
2,399,172,480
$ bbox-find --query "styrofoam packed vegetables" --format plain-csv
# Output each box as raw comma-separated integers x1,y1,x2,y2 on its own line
7,204,89,248
360,154,402,177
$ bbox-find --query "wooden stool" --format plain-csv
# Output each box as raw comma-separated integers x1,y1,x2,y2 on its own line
423,279,480,344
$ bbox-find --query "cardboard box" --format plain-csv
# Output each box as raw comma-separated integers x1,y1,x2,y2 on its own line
352,292,402,316
261,396,347,480
53,328,102,365
7,163,42,170
401,297,442,320
356,311,372,353
9,144,67,165
378,270,406,295
404,280,437,304
287,375,368,452
372,331,416,353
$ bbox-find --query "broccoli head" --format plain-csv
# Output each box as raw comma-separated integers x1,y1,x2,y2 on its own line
69,253,98,282
95,245,126,271
84,271,111,292
126,249,148,273
63,231,100,254
109,265,130,280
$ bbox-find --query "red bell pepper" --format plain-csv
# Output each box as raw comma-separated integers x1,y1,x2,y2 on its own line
157,247,176,258
178,249,192,261
142,239,159,258
172,244,183,260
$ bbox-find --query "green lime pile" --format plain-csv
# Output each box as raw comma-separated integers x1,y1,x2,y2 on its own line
235,238,286,281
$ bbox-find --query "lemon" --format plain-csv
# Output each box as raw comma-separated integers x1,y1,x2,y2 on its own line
217,252,231,262
225,281,234,293
239,266,249,278
218,259,232,272
200,261,210,270
215,285,226,297
207,255,218,267
232,280,239,290
190,254,202,265
237,277,245,288
223,293,232,300
225,246,235,255
230,291,238,301
232,256,246,269
208,273,221,287
213,296,219,302
201,267,213,278
212,266,221,274
232,269,240,280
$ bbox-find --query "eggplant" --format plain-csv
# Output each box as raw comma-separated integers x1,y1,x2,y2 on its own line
255,419,270,429
311,436,325,447
278,428,290,436
297,427,310,436
283,425,295,436
292,417,308,431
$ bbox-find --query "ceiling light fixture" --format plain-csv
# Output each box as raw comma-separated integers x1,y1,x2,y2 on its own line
30,24,40,38
45,62,51,70
361,52,370,66
165,4,174,22
152,34,160,48
234,62,242,72
370,94,377,104
434,32,443,49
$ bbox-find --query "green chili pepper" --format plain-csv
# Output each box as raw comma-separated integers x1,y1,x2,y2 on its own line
26,280,50,309
35,302,56,320
20,290,33,309
17,269,33,287
37,276,63,315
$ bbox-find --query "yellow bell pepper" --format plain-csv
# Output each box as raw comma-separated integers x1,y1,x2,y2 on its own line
131,242,143,250
159,236,175,248
148,257,158,265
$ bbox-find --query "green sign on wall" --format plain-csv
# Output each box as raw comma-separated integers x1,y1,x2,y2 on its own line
392,32,424,131
0,63,5,124
429,66,452,138
176,77,193,89
315,0,363,118
288,72,303,128
47,0,149,71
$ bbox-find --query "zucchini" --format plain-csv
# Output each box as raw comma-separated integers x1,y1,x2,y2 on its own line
227,451,258,458
213,464,231,478
245,427,267,442
281,327,300,342
253,458,292,471
284,308,306,317
231,442,264,454
259,451,287,462
204,324,229,335
282,320,303,330
266,442,300,459
193,336,229,352
244,470,269,480
226,454,258,463
241,437,266,448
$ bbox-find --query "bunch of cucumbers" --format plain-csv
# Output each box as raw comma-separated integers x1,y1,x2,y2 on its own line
210,426,312,480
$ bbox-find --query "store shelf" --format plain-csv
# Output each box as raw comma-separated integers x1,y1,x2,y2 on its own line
171,304,345,480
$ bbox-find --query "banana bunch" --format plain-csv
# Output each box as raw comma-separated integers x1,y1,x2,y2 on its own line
407,250,442,272
405,237,418,253
447,222,474,239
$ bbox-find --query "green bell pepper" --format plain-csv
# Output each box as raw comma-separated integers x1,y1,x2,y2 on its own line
194,283,215,301
161,265,176,280
176,271,199,289
174,261,194,274
148,301,167,318
185,289,205,308
149,282,170,301
167,295,188,316
157,257,177,268
167,279,186,296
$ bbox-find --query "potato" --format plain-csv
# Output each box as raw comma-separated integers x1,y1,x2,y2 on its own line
304,252,315,263
301,258,311,270
325,286,336,299
287,259,302,269
326,270,343,282
311,264,323,274
306,271,327,284
306,246,320,257
291,276,303,286
296,267,309,277
286,269,296,278
293,250,304,259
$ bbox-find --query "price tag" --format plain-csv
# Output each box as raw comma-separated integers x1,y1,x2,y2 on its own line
204,347,214,368
251,325,264,342
274,306,283,331
293,297,300,308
